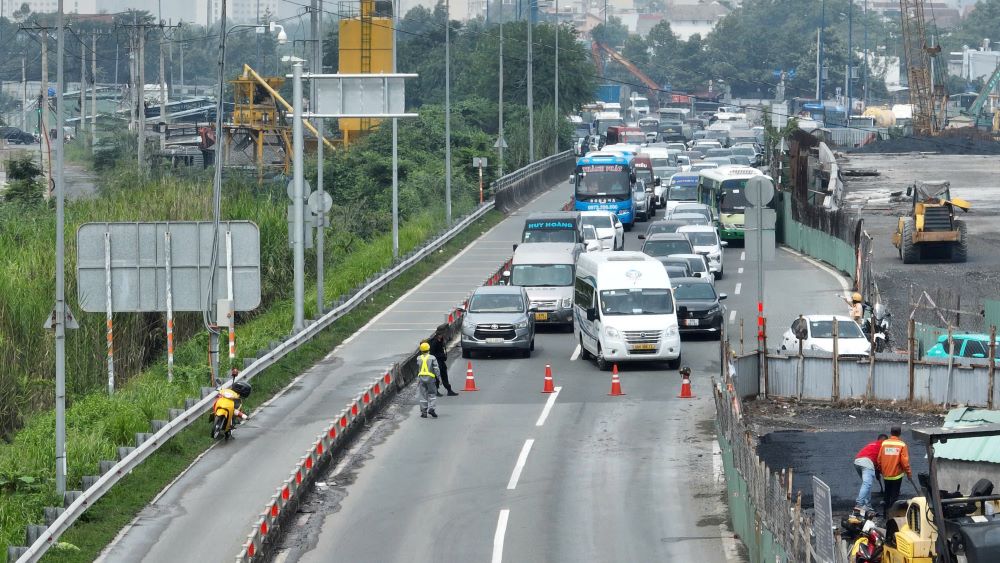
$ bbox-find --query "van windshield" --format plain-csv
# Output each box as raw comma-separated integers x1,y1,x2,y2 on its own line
511,264,573,287
600,288,674,315
523,229,577,243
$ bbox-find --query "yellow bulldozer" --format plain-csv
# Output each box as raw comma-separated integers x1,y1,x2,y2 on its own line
892,181,970,264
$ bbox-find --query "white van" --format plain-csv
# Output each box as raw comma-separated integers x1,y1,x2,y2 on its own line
573,252,682,370
509,242,577,327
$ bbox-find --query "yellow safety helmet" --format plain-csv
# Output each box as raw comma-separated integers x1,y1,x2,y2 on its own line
419,342,430,352
852,292,862,303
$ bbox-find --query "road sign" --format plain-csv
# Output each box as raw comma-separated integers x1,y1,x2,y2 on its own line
308,190,332,215
287,179,311,201
745,209,776,261
745,176,775,207
812,477,836,563
311,73,418,118
472,157,488,168
494,137,508,149
76,222,261,313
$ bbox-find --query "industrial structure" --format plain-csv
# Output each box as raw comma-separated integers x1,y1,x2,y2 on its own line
338,0,395,144
899,0,948,136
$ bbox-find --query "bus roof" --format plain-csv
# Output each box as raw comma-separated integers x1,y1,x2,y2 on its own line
697,166,766,181
577,153,631,166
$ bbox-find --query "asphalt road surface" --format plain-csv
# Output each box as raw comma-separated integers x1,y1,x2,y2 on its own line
267,202,846,561
98,179,846,563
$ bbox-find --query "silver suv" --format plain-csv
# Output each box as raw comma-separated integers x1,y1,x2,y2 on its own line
460,286,536,358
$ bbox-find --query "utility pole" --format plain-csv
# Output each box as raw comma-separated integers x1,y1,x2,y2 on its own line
54,0,67,499
138,26,146,172
41,30,48,143
80,38,86,140
159,29,168,151
818,0,826,101
292,59,305,331
553,0,559,154
21,53,26,130
392,0,399,257
91,32,97,147
498,6,504,177
863,0,869,107
445,0,452,223
178,26,184,92
526,0,534,162
846,0,853,116
313,0,328,313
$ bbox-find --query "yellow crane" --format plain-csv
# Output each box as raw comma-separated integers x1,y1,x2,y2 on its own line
899,0,948,136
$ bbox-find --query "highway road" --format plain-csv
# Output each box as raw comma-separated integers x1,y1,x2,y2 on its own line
265,202,846,561
97,176,846,562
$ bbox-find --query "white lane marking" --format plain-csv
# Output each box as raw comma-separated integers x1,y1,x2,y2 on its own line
507,439,535,490
729,310,737,324
734,283,742,295
740,251,746,261
535,386,562,427
570,344,581,361
779,246,851,296
339,218,506,346
492,509,510,563
737,267,744,274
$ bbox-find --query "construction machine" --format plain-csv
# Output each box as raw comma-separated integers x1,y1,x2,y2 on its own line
892,181,970,263
878,424,1000,563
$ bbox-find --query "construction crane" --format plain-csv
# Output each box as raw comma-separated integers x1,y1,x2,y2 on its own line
593,42,661,103
898,0,948,135
960,62,1000,131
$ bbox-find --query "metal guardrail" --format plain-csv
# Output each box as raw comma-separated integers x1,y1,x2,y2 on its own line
12,153,568,562
493,151,574,214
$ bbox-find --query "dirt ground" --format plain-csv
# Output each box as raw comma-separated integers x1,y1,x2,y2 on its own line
748,397,943,512
836,151,1000,342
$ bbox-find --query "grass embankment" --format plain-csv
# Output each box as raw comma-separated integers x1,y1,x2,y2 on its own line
1,205,503,562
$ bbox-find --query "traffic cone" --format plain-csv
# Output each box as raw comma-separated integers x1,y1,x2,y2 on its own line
463,361,479,391
608,364,625,396
678,369,694,399
542,364,555,393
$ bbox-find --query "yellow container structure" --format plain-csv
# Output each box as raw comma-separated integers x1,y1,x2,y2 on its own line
338,0,395,144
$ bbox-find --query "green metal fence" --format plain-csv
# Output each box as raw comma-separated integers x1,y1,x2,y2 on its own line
779,196,857,278
985,300,1000,336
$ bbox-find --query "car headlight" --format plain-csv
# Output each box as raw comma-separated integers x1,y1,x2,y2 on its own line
666,326,679,337
604,326,620,338
515,320,529,329
710,252,721,260
561,298,573,309
617,209,628,215
707,305,721,315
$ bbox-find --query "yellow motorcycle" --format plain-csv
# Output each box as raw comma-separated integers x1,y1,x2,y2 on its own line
209,380,252,440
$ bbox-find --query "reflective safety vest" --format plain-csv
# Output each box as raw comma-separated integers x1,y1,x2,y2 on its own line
418,353,436,378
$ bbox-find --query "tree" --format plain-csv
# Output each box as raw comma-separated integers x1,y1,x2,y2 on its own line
591,16,628,47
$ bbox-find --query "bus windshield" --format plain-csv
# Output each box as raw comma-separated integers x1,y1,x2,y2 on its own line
634,165,654,183
600,288,674,315
575,164,631,197
668,184,698,201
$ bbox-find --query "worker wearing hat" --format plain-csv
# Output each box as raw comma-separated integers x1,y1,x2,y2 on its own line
843,292,864,323
416,341,440,418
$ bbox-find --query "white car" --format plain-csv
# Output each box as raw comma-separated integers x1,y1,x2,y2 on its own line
670,253,714,285
690,162,719,173
678,225,727,278
780,315,871,356
668,202,713,223
580,210,624,251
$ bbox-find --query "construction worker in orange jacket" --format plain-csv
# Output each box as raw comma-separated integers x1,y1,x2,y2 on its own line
877,426,917,515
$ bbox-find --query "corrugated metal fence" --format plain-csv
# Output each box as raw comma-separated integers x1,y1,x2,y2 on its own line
780,197,857,277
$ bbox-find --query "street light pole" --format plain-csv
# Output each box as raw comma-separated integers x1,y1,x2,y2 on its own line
445,0,452,224
554,0,559,154
54,0,67,498
818,0,826,101
392,0,399,257
498,5,504,177
863,0,869,107
847,0,853,115
526,0,534,162
313,0,327,313
292,59,305,331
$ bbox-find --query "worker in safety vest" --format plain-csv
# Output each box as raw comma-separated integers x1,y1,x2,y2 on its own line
416,342,440,418
877,426,916,516
843,292,864,323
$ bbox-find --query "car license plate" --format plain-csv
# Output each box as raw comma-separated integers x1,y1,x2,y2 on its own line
486,338,504,344
535,312,548,321
684,319,700,326
631,343,656,351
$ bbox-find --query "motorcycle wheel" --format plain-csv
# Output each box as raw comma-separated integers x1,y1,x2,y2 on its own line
211,414,226,440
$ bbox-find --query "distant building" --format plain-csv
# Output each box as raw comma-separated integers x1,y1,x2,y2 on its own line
664,1,729,40
1,0,98,14
948,45,1000,82
867,1,961,29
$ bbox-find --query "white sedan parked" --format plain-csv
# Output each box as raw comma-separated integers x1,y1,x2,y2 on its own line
678,224,727,279
780,315,871,356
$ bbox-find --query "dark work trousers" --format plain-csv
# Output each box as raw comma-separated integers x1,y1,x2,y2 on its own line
883,477,903,515
434,356,453,392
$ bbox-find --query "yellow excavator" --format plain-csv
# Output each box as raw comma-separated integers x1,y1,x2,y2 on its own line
892,181,970,263
878,425,1000,563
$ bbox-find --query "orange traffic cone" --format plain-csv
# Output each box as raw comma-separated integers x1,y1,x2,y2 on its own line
542,364,555,393
463,361,479,391
678,367,694,398
608,364,625,396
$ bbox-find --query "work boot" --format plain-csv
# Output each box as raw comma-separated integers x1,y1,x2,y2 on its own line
447,390,459,396
420,411,428,418
436,391,443,397
428,409,438,418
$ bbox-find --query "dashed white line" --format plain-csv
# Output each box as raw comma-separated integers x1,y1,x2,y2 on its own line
740,251,746,261
729,310,737,324
570,344,581,361
734,283,742,295
492,509,510,563
536,386,562,427
737,267,744,274
507,439,535,490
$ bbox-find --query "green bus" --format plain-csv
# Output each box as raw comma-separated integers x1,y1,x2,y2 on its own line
696,166,771,242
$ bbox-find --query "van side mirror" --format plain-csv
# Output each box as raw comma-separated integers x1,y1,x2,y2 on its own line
718,293,728,300
512,243,519,252
586,241,600,252
721,241,729,247
637,234,646,239
586,308,597,321
568,174,575,184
